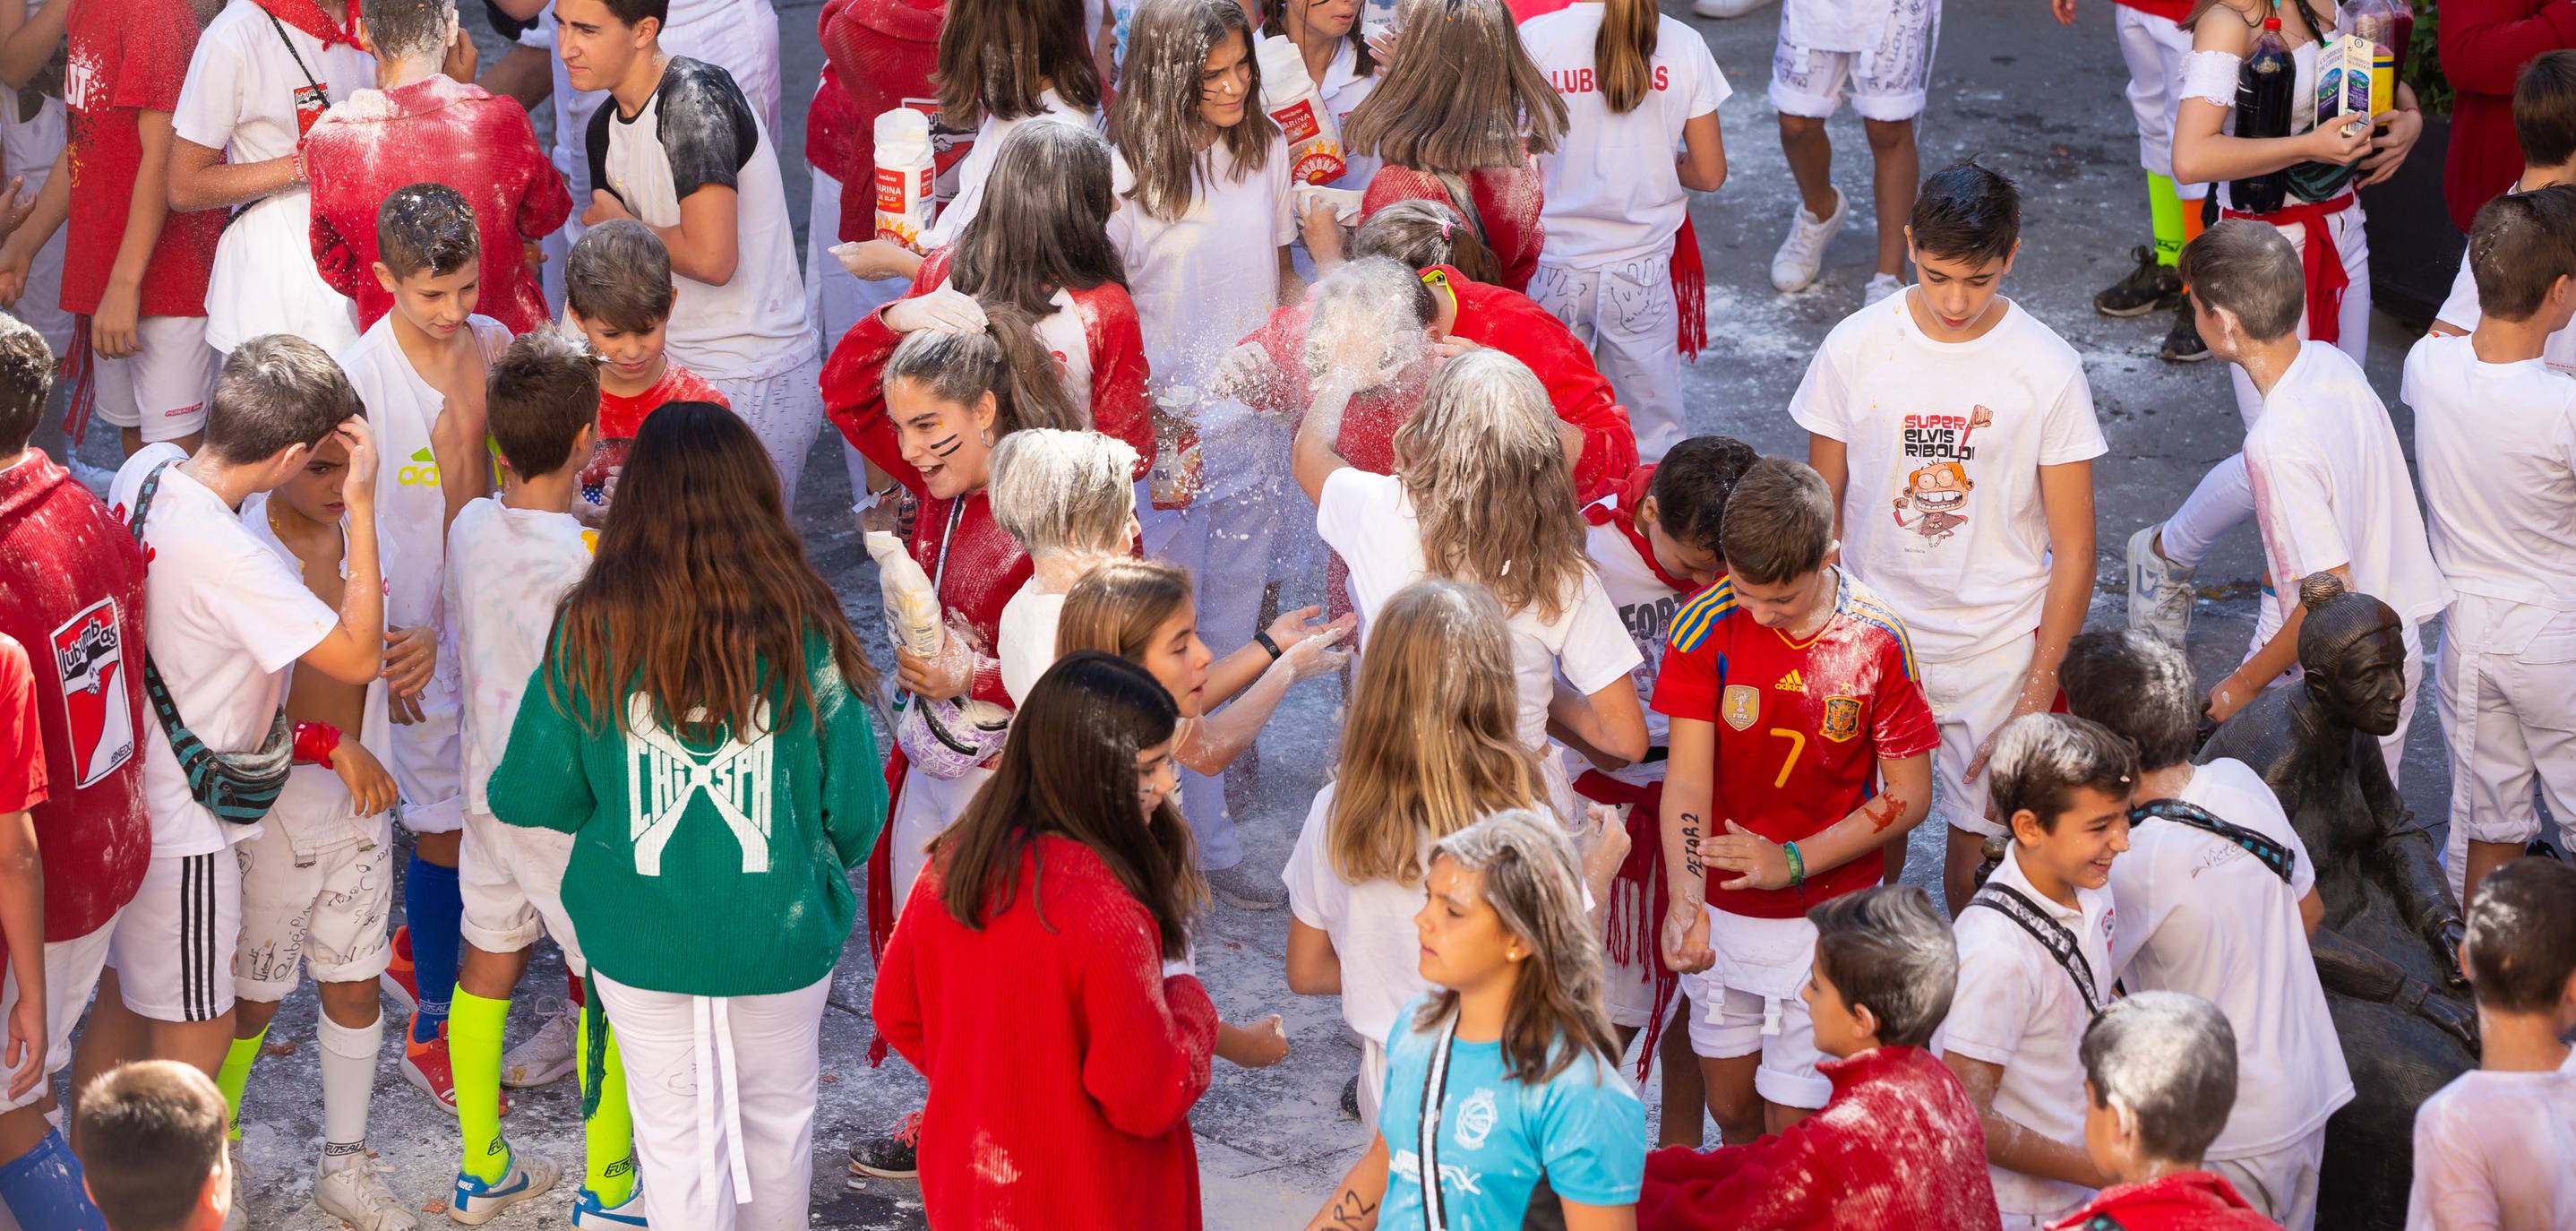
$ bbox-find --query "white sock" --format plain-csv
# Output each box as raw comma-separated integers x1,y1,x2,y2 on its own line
316,1011,383,1175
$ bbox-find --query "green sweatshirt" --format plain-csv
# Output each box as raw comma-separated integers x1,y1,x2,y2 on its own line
491,631,885,997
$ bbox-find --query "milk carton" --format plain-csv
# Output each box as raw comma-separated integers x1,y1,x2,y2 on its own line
873,108,936,251
1258,35,1348,185
2314,31,2391,133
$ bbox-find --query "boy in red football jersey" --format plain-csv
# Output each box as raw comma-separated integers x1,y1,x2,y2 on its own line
1653,457,1937,1147
562,220,728,524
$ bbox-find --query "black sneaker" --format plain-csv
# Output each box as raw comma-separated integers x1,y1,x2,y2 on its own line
1341,1075,1361,1120
846,1110,923,1181
2095,245,2183,318
2160,297,2211,363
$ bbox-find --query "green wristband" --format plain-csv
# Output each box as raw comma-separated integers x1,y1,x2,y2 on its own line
1783,840,1806,891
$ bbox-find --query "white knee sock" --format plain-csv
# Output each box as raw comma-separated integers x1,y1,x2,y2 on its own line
316,1012,384,1174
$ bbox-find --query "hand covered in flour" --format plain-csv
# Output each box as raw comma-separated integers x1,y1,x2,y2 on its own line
1267,607,1355,683
1211,341,1279,401
1576,804,1632,900
894,619,978,702
885,288,986,336
582,189,634,228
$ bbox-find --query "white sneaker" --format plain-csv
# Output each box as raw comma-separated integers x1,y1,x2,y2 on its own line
450,1146,562,1227
501,996,577,1089
316,1158,423,1231
2125,523,2197,647
1691,0,1775,15
1771,190,1849,292
220,1140,251,1231
1862,272,1905,305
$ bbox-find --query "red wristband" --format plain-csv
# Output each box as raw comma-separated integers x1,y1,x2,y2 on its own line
293,721,341,767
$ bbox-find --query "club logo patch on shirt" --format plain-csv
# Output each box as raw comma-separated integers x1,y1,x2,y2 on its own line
49,598,133,788
1821,696,1862,743
1454,1088,1498,1150
1722,684,1758,732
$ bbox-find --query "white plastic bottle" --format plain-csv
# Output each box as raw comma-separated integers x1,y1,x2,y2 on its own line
873,108,937,251
1257,35,1347,185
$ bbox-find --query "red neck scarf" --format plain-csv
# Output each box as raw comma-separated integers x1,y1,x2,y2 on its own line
1581,464,1698,595
254,0,359,48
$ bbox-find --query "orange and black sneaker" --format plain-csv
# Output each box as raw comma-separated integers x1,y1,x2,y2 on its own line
380,925,419,1014
846,1109,923,1181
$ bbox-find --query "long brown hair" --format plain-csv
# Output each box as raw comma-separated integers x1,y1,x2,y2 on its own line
1395,349,1593,623
881,302,1086,437
934,0,1104,127
1054,558,1191,661
949,123,1127,319
547,402,872,742
1328,580,1541,885
1595,0,1659,114
1107,0,1279,221
935,651,1206,958
1352,199,1504,286
1415,809,1620,1084
1344,0,1567,168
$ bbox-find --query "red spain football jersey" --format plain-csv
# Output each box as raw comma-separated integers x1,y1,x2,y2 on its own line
1650,568,1938,918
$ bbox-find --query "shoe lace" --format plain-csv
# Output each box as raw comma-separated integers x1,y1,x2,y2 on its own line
894,1108,924,1149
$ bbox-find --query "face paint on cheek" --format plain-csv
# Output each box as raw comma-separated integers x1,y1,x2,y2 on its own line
930,435,962,458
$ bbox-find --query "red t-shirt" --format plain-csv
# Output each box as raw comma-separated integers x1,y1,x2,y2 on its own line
577,361,731,518
1650,568,1936,918
62,0,224,318
0,633,45,816
305,74,574,336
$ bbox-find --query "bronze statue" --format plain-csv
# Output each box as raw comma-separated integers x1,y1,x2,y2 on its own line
2201,573,2476,1231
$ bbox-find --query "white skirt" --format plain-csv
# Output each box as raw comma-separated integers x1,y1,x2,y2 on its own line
205,188,359,357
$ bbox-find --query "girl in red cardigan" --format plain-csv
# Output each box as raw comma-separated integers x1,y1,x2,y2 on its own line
873,650,1221,1231
1344,0,1568,292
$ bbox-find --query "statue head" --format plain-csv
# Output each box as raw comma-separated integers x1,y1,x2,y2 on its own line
2295,573,2409,737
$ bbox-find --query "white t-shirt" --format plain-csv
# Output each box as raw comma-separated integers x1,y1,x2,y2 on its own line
2433,236,2576,374
998,581,1068,706
2244,341,2452,629
2400,332,2576,611
1945,841,2116,1221
242,493,393,852
2404,1056,2576,1231
1317,40,1382,193
1281,781,1436,1046
444,497,594,818
172,0,374,167
1316,468,1641,758
2111,758,2352,1160
1522,4,1728,269
337,314,515,639
588,56,814,382
1580,488,1687,786
926,90,1091,248
1789,295,2106,664
110,445,337,857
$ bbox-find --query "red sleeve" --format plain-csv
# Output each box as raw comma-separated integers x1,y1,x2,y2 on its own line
1637,1128,1839,1229
116,1,203,112
1233,304,1313,415
1649,625,1722,721
820,262,946,495
968,649,1010,711
0,638,47,815
871,871,937,1072
1868,633,1938,761
1470,290,1636,503
1084,285,1157,481
502,107,575,242
304,145,370,301
1074,882,1220,1139
2437,0,2576,95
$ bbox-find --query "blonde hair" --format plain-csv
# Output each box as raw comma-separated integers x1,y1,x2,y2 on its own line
1594,0,1660,114
1417,808,1619,1084
987,428,1139,561
1343,0,1566,168
1056,558,1192,663
1395,349,1593,623
1328,580,1541,885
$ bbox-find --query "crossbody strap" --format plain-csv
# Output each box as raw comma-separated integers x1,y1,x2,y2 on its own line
120,461,204,752
263,11,328,98
2132,798,2297,885
1967,882,2101,1016
1417,1012,1460,1231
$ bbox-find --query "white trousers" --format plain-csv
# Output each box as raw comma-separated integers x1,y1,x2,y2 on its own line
1922,635,2040,839
2115,4,2205,196
804,164,911,504
709,357,827,513
891,762,992,910
2211,1125,2328,1231
2436,596,2576,897
594,970,829,1231
1527,248,1685,461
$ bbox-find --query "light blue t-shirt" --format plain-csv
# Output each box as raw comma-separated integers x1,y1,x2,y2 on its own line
1374,994,1646,1227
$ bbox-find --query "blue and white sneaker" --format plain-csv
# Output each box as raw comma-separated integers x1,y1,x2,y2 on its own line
572,1178,650,1228
449,1147,561,1227
2125,522,2197,649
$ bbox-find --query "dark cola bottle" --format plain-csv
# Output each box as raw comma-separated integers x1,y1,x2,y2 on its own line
2230,17,2295,215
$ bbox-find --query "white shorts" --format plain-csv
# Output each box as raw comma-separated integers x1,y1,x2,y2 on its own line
1770,0,1943,122
2210,1126,2327,1231
2115,4,2204,194
204,189,359,357
85,316,217,443
0,920,116,1112
1604,930,1661,1030
458,809,585,973
2436,596,2576,897
1527,250,1683,461
1922,636,2039,839
708,356,826,512
232,823,396,1002
390,669,465,835
1677,908,1831,1108
104,849,242,1023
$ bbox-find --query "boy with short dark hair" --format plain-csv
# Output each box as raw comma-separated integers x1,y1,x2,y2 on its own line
563,218,727,523
2404,857,2576,1230
1654,457,1939,1147
2407,185,2576,905
1791,161,2105,917
2430,49,2576,367
305,0,572,337
561,0,822,504
336,184,514,1115
442,329,641,1226
2053,992,2283,1230
73,1061,232,1231
1944,711,2134,1227
1640,884,2004,1230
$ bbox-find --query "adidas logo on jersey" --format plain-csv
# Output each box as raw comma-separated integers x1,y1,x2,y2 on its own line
398,447,441,488
1776,669,1807,693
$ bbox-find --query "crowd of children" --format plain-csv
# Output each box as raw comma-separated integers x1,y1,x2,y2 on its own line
0,0,2569,1228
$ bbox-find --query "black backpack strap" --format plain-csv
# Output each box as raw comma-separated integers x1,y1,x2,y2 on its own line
2132,798,2297,886
124,459,170,545
1967,882,2102,1016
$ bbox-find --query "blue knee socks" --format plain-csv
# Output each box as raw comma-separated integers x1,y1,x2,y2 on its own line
407,850,462,1045
0,1128,107,1231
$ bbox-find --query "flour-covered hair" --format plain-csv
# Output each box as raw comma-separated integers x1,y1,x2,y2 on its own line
357,0,458,65
1807,885,1956,1048
881,303,1085,437
2060,631,2200,771
1302,257,1434,391
1417,809,1619,1084
1394,349,1591,624
2082,991,2238,1166
988,428,1139,560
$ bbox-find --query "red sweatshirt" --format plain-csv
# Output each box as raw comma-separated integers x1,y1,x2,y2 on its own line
1361,160,1550,293
885,248,1158,479
874,835,1219,1231
2049,1173,2283,1230
812,0,949,243
2439,0,2576,231
1640,1046,2003,1231
0,452,150,943
305,74,573,336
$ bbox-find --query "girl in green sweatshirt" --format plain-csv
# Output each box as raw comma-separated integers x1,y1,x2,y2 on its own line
491,402,884,1230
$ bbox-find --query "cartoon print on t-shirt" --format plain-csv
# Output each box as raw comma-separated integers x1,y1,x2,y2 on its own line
1891,404,1992,547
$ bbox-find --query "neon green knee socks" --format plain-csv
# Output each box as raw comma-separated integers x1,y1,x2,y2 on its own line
215,1027,267,1141
577,1001,636,1207
449,989,511,1184
2150,172,2185,267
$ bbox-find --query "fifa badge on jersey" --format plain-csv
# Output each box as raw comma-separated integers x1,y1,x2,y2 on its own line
1722,684,1758,732
51,598,134,788
1821,696,1863,743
